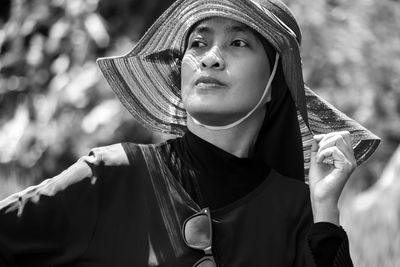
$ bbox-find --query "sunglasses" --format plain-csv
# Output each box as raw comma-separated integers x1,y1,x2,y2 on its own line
182,207,217,267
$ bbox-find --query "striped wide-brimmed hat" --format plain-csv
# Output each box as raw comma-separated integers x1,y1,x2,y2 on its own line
97,0,380,176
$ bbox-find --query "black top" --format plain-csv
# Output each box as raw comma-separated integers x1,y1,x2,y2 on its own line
0,140,352,266
170,130,347,267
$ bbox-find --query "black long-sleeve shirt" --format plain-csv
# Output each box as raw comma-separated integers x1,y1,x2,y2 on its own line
0,140,353,266
168,130,352,267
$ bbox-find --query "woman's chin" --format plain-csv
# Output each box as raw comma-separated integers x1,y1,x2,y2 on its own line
187,111,246,127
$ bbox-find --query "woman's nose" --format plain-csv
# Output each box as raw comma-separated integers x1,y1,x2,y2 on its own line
200,46,225,70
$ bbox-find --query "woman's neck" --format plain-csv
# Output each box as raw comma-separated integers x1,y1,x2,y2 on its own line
186,107,266,158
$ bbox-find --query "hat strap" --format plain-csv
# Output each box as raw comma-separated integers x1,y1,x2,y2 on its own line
190,53,280,131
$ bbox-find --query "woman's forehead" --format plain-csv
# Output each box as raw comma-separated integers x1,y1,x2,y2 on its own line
189,17,257,37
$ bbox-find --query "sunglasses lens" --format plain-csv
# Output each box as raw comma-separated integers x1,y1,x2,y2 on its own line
184,213,211,249
194,257,216,267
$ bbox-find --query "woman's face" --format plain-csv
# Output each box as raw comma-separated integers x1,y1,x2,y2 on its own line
181,17,271,126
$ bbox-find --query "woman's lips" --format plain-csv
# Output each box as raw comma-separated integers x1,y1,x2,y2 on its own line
195,76,226,88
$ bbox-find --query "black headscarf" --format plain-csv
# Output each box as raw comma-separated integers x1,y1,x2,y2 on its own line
255,58,305,181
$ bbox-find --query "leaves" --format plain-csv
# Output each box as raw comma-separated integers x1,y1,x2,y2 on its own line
0,0,158,189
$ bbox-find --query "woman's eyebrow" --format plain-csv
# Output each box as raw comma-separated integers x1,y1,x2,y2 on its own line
191,25,212,36
225,25,252,34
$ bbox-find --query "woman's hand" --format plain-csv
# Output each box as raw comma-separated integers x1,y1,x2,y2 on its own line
308,131,357,226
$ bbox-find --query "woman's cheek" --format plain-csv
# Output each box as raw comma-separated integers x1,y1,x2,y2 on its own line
182,54,201,72
181,54,201,107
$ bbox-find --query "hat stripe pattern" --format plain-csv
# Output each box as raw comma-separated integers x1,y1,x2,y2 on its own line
305,86,380,165
297,111,314,182
102,57,187,133
97,0,380,178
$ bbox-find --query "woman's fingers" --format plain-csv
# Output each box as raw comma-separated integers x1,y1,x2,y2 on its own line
314,131,351,143
313,132,357,174
316,146,343,163
316,147,352,169
318,136,353,159
313,131,355,163
314,131,351,149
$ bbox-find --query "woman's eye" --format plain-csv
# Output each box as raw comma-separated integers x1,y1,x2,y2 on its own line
190,40,206,48
231,40,248,47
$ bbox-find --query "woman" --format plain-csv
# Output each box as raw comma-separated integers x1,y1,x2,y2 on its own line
0,0,380,266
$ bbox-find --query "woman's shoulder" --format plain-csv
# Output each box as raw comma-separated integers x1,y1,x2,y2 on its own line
121,139,176,164
86,139,173,165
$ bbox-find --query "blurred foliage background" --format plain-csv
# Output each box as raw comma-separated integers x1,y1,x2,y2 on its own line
0,0,399,265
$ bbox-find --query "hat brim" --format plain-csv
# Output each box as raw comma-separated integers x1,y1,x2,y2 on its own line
97,0,380,179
